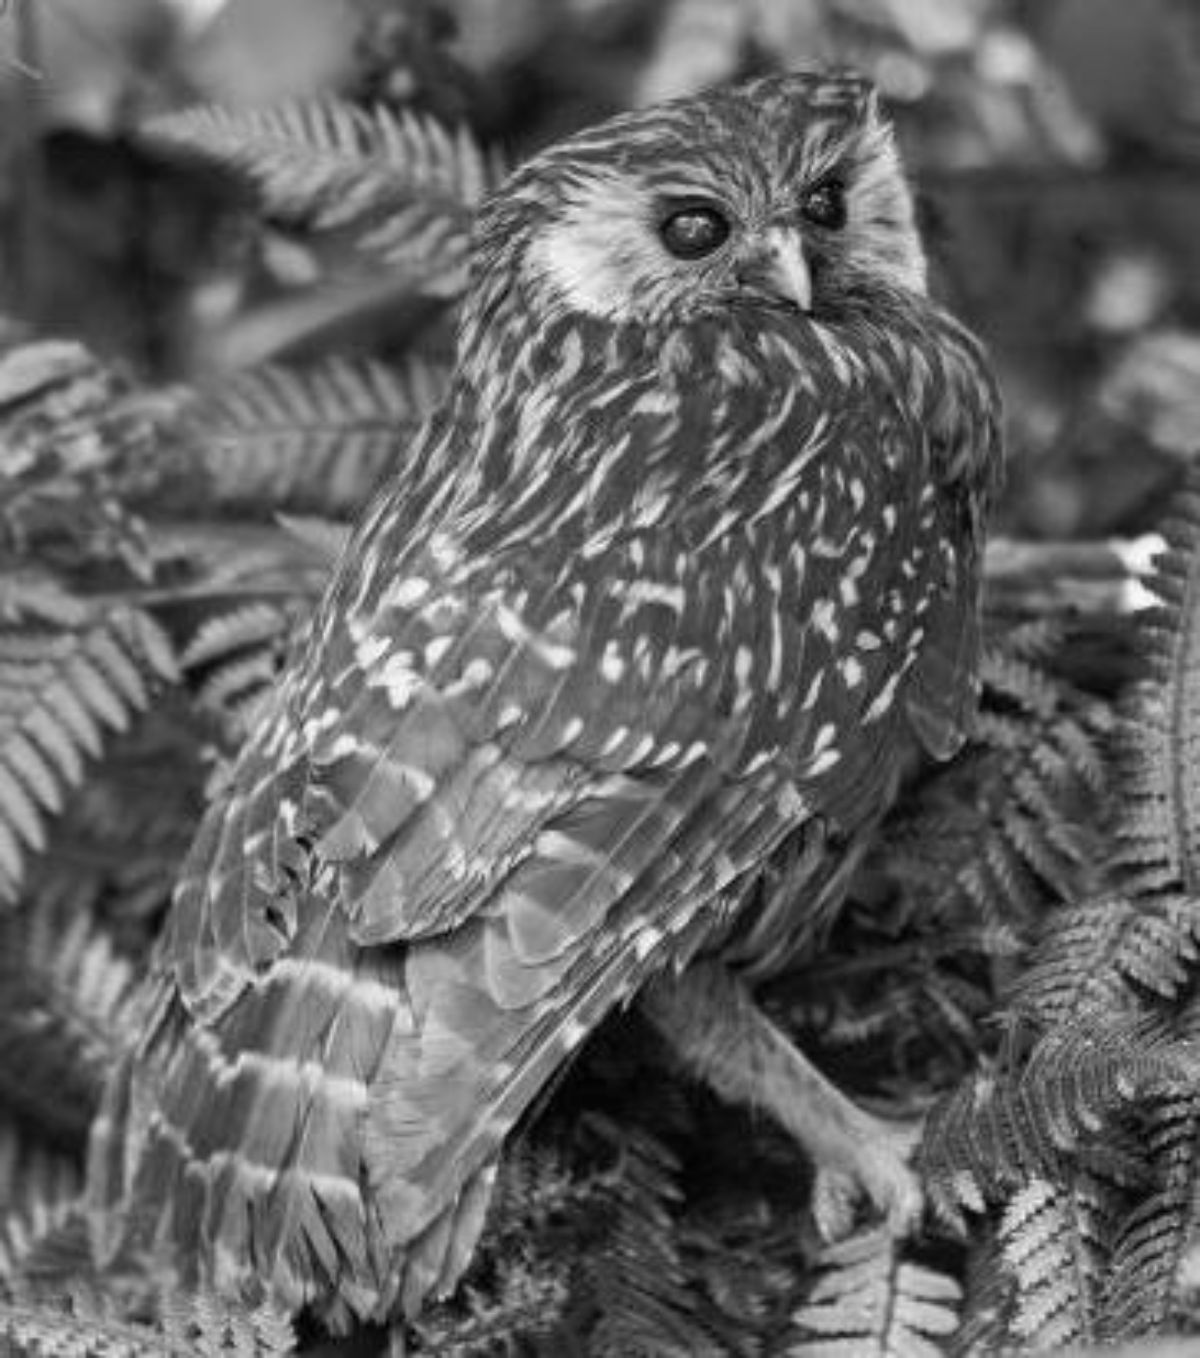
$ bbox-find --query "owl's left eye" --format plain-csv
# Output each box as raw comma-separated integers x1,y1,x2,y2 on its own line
801,180,848,230
659,204,731,260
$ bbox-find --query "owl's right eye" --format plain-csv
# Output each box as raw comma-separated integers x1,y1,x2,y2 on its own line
659,204,731,260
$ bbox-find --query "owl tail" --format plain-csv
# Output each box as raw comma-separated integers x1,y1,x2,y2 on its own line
85,899,504,1332
361,908,678,1314
87,840,671,1326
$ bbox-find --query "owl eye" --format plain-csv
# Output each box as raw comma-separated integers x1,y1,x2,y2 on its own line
659,204,731,260
801,180,847,230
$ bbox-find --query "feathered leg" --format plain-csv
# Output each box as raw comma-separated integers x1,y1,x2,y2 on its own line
640,961,922,1236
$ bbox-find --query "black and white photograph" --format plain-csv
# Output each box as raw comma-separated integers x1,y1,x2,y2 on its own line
1,2,1199,1354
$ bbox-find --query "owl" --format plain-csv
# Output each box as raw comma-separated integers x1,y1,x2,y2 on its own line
87,71,1002,1330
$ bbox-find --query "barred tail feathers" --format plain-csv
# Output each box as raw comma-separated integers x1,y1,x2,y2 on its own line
88,899,411,1330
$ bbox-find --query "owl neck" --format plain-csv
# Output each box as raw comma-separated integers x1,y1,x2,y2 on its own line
448,280,996,542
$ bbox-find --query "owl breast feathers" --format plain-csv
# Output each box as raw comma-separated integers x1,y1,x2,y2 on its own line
87,70,1001,1329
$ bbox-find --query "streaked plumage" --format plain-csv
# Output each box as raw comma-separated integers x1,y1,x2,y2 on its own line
87,71,1001,1329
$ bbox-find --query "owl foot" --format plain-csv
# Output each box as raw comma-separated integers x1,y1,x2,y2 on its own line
641,963,924,1239
810,1116,923,1241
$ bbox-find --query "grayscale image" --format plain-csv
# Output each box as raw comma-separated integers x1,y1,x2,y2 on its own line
0,3,1197,1355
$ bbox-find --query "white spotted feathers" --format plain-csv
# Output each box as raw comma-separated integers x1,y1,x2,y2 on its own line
87,69,1002,1332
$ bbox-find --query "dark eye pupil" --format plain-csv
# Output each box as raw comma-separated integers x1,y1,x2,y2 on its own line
660,206,730,260
802,182,847,230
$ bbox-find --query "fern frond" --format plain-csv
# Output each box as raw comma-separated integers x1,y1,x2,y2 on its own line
408,1139,582,1353
789,1228,961,1357
186,355,446,515
142,100,499,293
1,1201,295,1354
0,1289,296,1357
585,1123,721,1358
181,603,291,670
880,631,1112,940
921,1017,1189,1210
797,626,1115,1091
0,606,178,905
485,1135,608,1243
1016,893,1200,1028
408,1263,569,1357
1111,482,1200,898
0,1122,79,1229
0,908,138,1142
181,601,296,738
16,702,203,938
993,1175,1110,1350
0,578,87,631
0,341,171,577
1099,1094,1200,1340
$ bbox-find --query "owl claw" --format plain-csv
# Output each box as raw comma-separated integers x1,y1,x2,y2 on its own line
811,1117,924,1242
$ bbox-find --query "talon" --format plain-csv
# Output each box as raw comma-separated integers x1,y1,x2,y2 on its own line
811,1117,924,1240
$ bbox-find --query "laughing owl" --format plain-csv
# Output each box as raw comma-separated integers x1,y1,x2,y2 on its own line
89,70,1002,1330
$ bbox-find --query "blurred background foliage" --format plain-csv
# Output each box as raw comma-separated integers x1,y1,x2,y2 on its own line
1,0,1200,542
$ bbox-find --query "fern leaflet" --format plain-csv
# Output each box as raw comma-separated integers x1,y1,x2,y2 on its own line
0,602,178,904
185,354,446,515
789,1229,961,1357
142,99,499,293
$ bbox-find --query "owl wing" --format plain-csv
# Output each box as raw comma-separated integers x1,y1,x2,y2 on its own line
89,305,1000,1324
90,398,834,1323
901,319,1003,760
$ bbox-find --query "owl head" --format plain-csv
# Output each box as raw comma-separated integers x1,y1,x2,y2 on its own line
472,71,927,336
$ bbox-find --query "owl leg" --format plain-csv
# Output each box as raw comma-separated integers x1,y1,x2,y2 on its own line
639,961,922,1237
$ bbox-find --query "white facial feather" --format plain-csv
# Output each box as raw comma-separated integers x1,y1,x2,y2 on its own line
528,173,683,321
844,118,927,295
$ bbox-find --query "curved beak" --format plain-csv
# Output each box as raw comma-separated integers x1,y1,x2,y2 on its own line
736,228,812,312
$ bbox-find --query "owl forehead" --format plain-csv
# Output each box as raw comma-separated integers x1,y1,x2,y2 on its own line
534,74,875,215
